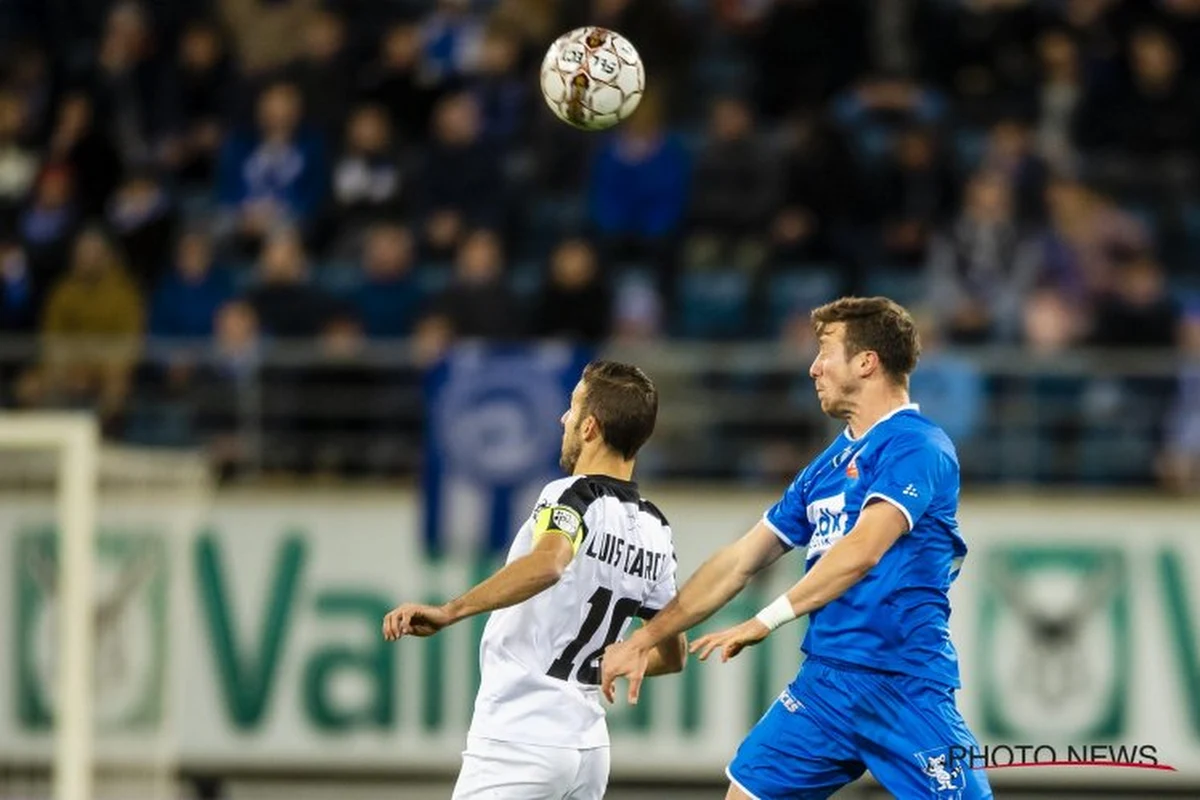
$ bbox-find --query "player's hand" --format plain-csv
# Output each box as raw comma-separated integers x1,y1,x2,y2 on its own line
600,636,651,706
382,603,452,640
690,619,770,662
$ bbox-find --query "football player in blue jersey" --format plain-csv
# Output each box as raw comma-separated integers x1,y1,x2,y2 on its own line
600,296,993,799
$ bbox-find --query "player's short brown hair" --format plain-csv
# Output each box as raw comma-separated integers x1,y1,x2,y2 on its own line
580,361,658,460
811,297,921,384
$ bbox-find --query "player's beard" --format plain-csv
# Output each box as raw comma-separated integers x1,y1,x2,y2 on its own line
560,422,583,474
817,379,858,421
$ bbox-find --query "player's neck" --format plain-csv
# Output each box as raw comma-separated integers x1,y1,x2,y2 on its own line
846,387,912,440
572,449,636,483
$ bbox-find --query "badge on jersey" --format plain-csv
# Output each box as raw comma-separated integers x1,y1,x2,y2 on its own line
534,505,585,553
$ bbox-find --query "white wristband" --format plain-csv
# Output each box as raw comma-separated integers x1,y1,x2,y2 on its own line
754,595,796,632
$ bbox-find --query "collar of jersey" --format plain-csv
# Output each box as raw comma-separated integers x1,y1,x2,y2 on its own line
843,402,920,443
580,473,638,489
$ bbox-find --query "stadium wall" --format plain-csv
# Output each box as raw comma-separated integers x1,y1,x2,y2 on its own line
0,488,1196,792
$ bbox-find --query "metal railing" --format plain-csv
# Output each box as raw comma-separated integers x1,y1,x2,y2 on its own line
0,337,1192,487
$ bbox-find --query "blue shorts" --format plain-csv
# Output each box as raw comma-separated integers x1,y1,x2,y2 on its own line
726,657,993,800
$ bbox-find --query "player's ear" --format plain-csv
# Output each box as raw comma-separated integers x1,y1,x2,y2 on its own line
857,350,879,378
580,414,601,442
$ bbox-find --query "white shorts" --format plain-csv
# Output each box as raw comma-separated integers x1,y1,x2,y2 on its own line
451,735,610,800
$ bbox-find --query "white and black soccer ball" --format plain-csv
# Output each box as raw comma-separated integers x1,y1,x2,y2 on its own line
539,27,645,131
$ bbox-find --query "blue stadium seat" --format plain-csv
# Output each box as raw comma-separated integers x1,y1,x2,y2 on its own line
525,195,585,258
953,129,987,173
766,265,839,335
510,260,543,298
863,268,928,307
416,263,452,297
314,261,363,295
676,268,751,340
1182,202,1200,263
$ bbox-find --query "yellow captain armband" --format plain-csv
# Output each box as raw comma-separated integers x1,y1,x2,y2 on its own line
533,505,586,554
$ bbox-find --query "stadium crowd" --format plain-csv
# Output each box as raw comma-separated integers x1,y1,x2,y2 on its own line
0,0,1197,488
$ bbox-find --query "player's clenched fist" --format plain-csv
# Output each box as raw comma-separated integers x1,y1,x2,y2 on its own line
382,602,453,640
690,618,769,663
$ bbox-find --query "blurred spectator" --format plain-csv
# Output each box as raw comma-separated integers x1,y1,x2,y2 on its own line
1157,306,1200,493
0,239,36,333
426,228,521,341
215,82,327,249
1159,0,1200,79
927,170,1040,343
873,127,957,268
421,0,485,84
771,109,862,266
682,97,778,273
410,93,505,258
1089,247,1180,347
1,42,53,142
218,0,321,76
195,299,261,479
330,104,404,247
1033,26,1084,172
833,74,949,146
106,169,177,291
47,93,122,217
304,314,379,475
19,164,79,287
610,273,663,344
1022,286,1086,354
1075,26,1199,157
159,19,235,186
245,228,339,338
533,238,611,343
469,23,530,146
587,91,689,265
980,118,1048,223
0,91,38,229
748,0,865,118
149,231,234,341
90,1,161,167
39,227,145,426
1054,0,1133,65
361,23,442,144
287,10,355,143
1038,177,1150,305
936,0,1040,127
355,223,421,339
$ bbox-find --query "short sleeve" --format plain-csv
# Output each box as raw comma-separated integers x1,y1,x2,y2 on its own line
532,504,586,553
530,479,593,554
861,433,943,532
764,473,813,550
640,543,678,617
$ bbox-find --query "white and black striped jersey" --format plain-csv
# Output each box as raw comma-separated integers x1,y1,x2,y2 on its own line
467,473,678,749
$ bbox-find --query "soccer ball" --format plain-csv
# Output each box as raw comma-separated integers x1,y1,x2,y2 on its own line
540,27,645,131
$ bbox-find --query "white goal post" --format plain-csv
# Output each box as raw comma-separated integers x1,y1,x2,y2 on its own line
0,413,99,800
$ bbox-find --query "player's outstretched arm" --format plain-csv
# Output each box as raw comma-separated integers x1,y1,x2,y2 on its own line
383,532,575,641
644,632,687,677
600,521,787,703
692,500,908,662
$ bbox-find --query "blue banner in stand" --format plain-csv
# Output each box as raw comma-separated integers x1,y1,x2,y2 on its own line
422,342,595,557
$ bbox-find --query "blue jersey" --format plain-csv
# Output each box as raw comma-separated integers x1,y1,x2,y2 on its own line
764,403,967,688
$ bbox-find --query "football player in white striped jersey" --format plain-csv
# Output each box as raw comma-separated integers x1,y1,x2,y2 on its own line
383,360,686,800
